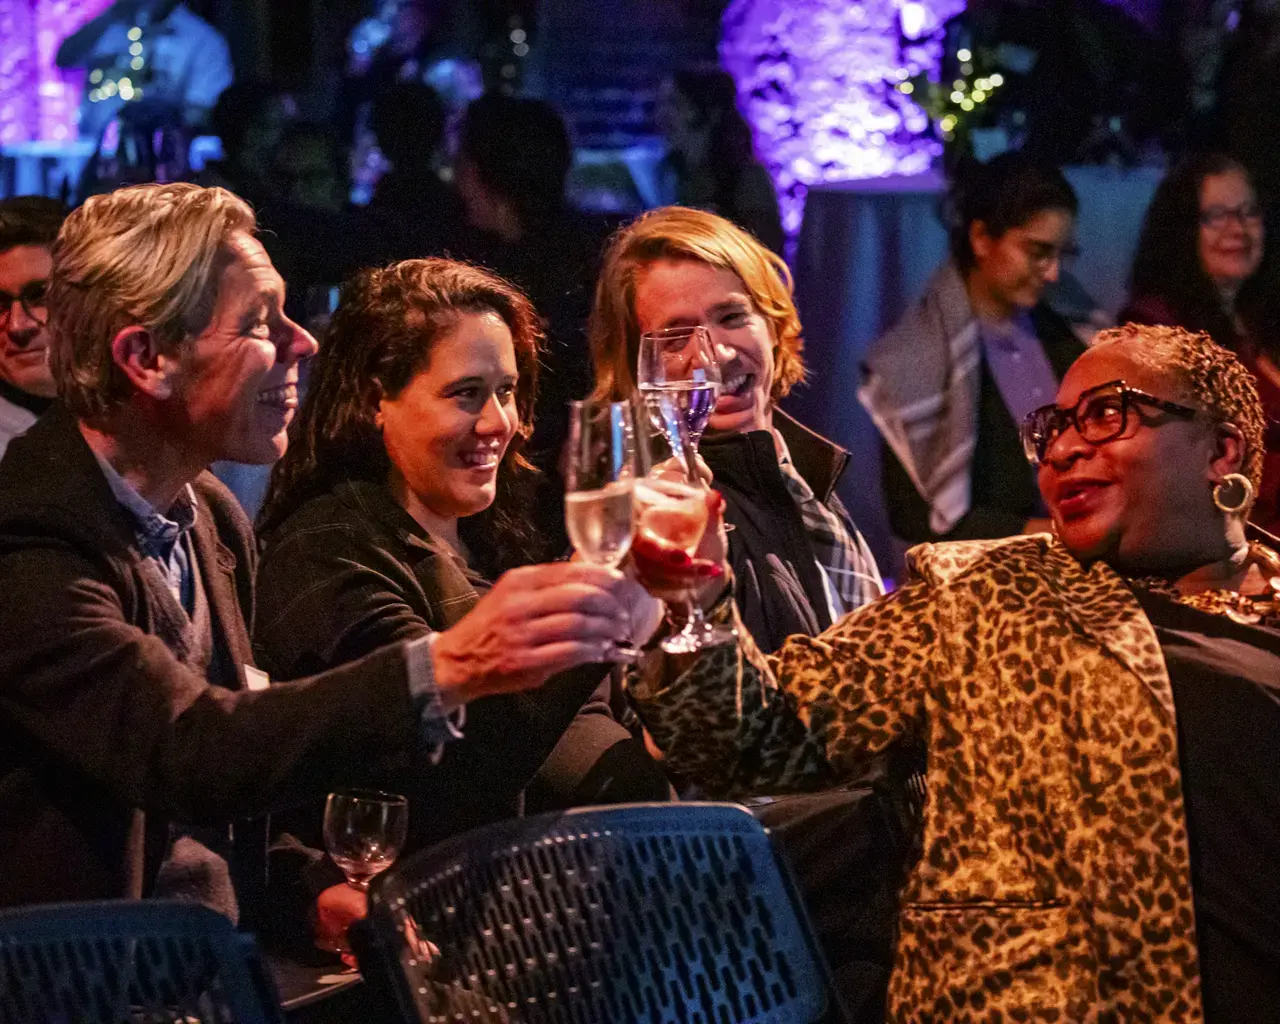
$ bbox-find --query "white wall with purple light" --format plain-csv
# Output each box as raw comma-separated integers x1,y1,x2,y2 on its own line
720,0,965,240
0,0,113,145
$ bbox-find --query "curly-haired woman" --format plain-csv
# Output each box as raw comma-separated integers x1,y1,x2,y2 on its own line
628,323,1280,1021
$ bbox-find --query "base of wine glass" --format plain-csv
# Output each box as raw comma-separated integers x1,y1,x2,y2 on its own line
660,619,737,654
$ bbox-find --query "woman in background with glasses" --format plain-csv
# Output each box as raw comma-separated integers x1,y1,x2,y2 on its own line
590,206,882,654
1122,153,1280,534
627,323,1280,1021
862,153,1095,549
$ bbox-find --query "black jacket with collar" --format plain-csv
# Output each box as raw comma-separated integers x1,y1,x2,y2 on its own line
700,409,861,654
0,407,417,908
254,478,670,855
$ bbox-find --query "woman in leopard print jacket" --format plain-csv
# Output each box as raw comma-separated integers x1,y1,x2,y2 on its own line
629,324,1280,1022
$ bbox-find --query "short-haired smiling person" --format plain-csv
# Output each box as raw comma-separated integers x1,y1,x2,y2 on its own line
0,183,646,910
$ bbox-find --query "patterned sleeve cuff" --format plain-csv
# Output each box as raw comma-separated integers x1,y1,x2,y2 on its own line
404,633,466,765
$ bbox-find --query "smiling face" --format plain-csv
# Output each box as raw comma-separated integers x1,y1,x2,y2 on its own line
166,232,317,465
633,258,775,436
377,310,519,520
1198,169,1264,293
0,243,55,398
969,208,1075,313
1037,344,1228,572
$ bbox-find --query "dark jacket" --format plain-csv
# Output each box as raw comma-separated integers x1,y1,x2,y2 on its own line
700,410,861,654
254,478,670,855
0,408,416,908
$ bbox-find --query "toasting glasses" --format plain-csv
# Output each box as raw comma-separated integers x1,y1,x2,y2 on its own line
636,325,721,450
632,394,736,653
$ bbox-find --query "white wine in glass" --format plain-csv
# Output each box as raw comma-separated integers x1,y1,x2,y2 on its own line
637,325,721,449
565,399,636,569
632,394,736,654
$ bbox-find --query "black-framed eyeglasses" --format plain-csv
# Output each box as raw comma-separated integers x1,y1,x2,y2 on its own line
1199,201,1264,232
1021,379,1199,466
0,280,49,327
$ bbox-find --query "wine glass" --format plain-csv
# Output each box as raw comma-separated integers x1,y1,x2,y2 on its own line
637,325,721,450
323,789,409,891
632,394,736,654
564,399,636,569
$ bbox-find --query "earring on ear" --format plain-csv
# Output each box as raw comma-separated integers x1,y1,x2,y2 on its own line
1213,473,1255,516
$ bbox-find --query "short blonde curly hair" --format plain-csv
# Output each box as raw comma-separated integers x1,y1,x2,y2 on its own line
589,206,805,404
48,182,256,421
1094,322,1266,491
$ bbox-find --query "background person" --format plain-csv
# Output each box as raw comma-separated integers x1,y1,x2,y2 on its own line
1122,152,1280,535
653,67,784,254
862,153,1085,546
0,197,65,461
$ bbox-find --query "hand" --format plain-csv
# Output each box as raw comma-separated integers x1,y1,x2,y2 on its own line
631,489,728,610
314,883,367,958
432,563,645,705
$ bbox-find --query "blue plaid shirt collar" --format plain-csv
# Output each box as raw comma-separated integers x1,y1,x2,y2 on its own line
93,454,198,557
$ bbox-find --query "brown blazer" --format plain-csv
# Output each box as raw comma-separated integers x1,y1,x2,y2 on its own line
631,535,1205,1022
0,407,416,907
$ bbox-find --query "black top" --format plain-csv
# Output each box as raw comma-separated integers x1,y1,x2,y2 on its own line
1135,590,1280,1023
0,377,54,418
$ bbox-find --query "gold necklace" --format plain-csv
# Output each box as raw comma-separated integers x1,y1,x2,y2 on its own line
1127,545,1280,628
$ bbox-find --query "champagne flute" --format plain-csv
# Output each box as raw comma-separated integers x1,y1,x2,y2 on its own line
632,394,736,654
323,789,409,891
564,399,636,569
637,325,721,450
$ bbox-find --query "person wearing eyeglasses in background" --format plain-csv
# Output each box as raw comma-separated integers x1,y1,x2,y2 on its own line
1122,153,1280,535
625,322,1280,1021
861,154,1100,554
0,197,65,461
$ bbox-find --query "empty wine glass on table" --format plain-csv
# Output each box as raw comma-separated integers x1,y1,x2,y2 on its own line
632,394,736,654
323,788,408,890
637,325,721,450
321,789,408,966
564,399,636,569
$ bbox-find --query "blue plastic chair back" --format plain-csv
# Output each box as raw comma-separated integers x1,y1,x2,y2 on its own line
362,802,836,1024
0,900,284,1024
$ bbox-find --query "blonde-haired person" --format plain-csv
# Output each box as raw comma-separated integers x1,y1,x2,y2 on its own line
627,323,1280,1020
0,183,647,911
591,205,882,653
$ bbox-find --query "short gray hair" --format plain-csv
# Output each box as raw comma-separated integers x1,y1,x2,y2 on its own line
48,182,256,420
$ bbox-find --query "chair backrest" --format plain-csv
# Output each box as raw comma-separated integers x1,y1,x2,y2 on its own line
0,900,284,1024
360,802,839,1024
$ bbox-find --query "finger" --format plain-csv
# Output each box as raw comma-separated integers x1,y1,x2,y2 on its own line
517,611,634,647
502,640,630,687
513,581,629,621
504,561,625,591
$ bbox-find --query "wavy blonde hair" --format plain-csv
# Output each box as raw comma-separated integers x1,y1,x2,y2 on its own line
589,206,805,403
48,182,256,421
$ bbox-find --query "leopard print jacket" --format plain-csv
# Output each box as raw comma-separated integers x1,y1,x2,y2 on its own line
630,534,1203,1022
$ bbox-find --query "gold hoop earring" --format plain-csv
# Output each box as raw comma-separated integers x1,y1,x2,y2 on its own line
1213,473,1255,515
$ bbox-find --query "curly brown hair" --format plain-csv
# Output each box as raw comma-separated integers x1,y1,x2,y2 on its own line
259,258,544,573
1094,323,1266,494
589,206,805,404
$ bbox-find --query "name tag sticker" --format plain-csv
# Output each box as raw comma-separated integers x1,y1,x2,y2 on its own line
244,665,270,692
